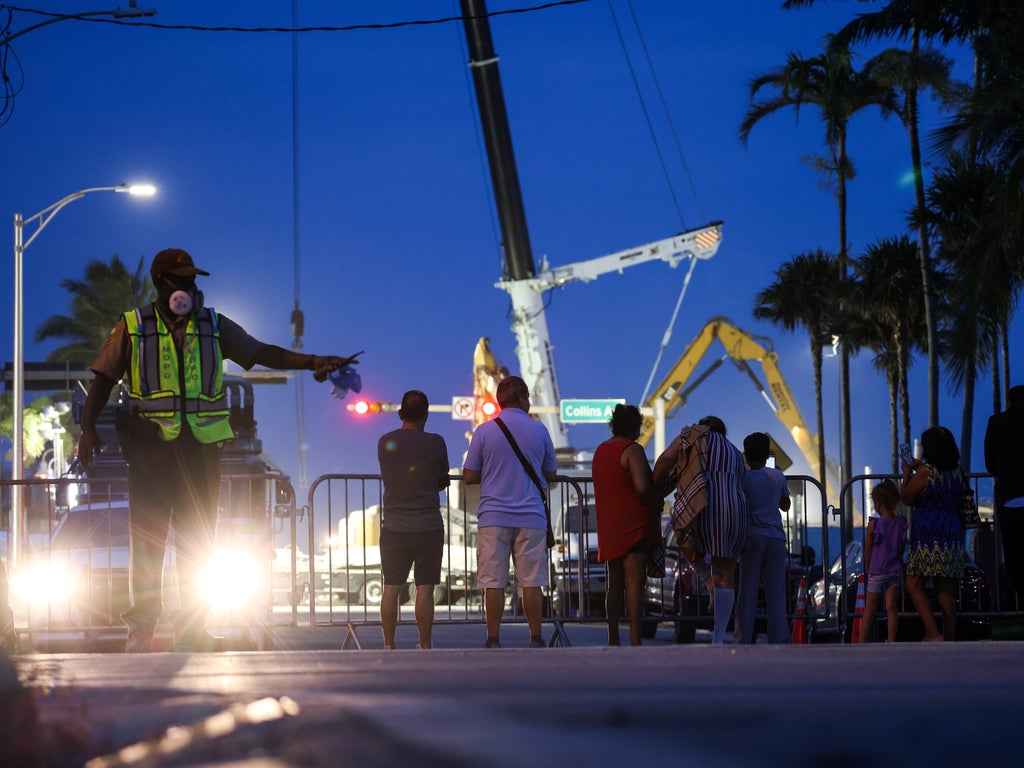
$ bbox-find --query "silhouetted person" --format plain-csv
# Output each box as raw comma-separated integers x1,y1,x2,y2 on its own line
984,384,1024,604
377,390,450,650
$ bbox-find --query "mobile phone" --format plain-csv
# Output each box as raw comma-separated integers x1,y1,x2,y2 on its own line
899,443,912,464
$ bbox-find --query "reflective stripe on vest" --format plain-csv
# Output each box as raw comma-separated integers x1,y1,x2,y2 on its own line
123,304,234,444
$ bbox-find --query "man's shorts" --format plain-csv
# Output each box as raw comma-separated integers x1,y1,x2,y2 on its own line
477,526,549,589
867,570,903,593
380,527,444,586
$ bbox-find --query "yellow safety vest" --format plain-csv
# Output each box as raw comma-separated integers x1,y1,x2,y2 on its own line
123,304,234,444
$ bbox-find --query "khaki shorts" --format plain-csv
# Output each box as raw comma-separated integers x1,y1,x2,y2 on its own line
477,526,549,589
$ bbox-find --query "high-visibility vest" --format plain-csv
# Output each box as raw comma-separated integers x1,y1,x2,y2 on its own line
123,304,234,444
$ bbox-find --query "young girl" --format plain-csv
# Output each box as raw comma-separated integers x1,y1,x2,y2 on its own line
861,480,908,643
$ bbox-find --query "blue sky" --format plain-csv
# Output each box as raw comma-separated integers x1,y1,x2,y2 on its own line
1,1,1017,498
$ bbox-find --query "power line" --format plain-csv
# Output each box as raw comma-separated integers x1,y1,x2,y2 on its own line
1,1,593,35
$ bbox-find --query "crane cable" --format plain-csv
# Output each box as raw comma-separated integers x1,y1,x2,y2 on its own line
606,0,708,404
639,257,697,405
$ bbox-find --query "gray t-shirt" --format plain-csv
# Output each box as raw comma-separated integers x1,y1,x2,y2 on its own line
378,428,450,532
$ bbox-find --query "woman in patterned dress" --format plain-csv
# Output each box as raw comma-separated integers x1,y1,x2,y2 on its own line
653,415,747,644
900,426,966,641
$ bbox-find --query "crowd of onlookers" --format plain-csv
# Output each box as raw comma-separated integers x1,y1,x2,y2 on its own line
372,379,1021,649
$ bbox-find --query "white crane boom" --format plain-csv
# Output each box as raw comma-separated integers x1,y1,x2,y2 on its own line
495,222,723,451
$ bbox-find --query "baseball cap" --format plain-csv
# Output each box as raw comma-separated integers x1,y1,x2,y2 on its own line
150,248,210,280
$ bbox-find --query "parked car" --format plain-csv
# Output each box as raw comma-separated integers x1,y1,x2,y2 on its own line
808,538,992,642
642,525,712,642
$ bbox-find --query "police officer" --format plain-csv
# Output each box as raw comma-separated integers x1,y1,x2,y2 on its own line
77,248,361,652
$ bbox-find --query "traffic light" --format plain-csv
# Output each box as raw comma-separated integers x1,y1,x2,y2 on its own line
474,395,500,427
346,400,395,415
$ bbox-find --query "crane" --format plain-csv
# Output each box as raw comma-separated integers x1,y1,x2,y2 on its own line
638,316,841,502
496,223,722,450
459,0,721,453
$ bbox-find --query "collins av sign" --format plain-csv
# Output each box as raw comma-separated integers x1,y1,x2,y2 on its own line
559,398,625,424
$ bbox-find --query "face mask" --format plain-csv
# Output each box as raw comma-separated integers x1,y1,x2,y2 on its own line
162,276,203,317
169,289,193,316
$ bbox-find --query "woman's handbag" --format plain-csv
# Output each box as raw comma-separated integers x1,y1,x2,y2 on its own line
958,469,981,530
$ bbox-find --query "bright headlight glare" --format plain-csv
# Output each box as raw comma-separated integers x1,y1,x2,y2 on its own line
201,549,261,611
12,561,72,606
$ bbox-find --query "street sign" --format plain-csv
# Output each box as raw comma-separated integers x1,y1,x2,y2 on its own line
559,398,624,424
451,396,475,421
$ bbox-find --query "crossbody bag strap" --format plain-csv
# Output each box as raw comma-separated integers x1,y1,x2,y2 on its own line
494,417,546,503
494,417,555,547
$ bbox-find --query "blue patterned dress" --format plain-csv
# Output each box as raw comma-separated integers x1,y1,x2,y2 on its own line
905,464,965,578
693,431,748,559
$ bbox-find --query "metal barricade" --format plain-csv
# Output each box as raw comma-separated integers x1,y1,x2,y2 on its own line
306,474,590,648
818,472,1020,643
305,473,839,647
643,474,831,642
1,470,299,652
306,474,484,648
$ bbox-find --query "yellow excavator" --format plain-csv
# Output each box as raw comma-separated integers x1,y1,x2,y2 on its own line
637,316,840,502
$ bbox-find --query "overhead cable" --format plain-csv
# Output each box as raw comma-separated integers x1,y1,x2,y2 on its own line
1,1,593,34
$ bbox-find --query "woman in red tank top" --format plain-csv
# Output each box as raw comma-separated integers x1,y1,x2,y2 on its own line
592,404,661,645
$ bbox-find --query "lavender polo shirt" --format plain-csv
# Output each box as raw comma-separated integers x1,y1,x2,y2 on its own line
463,407,556,529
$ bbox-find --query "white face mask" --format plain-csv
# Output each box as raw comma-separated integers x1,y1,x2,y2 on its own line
168,290,193,316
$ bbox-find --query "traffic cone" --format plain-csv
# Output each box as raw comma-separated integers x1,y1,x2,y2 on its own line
850,573,866,643
791,574,808,644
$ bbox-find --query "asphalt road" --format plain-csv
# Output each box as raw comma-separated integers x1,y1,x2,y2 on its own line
3,619,1023,768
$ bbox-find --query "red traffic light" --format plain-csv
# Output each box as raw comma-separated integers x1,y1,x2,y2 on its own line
347,400,394,415
474,396,500,426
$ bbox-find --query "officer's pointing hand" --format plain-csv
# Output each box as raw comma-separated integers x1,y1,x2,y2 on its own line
311,351,362,382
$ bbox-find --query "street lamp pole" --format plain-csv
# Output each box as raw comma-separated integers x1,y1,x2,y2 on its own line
10,183,156,569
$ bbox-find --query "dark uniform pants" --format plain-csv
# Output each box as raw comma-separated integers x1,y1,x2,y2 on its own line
122,424,221,642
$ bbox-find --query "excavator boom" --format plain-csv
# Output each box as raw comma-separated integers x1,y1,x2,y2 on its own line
639,316,839,501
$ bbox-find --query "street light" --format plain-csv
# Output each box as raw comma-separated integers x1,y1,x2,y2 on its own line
10,183,156,569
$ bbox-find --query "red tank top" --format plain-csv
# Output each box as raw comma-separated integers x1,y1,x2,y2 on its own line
592,438,655,562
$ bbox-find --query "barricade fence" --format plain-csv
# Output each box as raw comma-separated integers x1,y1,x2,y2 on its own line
3,470,1019,651
1,471,297,652
305,473,835,648
818,472,1021,643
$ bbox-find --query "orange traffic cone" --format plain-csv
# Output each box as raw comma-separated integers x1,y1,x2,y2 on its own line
791,574,808,644
850,573,866,643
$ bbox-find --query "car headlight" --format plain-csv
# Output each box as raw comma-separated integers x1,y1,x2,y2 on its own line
199,549,263,611
11,561,73,606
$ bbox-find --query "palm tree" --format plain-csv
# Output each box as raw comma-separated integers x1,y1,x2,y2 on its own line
753,249,839,484
849,235,929,469
785,0,971,434
0,394,72,476
919,153,1018,469
740,36,901,487
934,2,1024,413
34,255,154,365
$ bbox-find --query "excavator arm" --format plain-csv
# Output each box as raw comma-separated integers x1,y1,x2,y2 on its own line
638,316,839,501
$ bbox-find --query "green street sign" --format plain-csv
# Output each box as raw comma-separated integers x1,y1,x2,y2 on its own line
559,398,625,424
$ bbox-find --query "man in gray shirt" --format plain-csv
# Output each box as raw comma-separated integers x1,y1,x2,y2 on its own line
377,390,450,649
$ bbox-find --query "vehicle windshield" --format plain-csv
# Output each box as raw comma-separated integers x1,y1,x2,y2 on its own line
52,507,130,549
827,540,863,579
